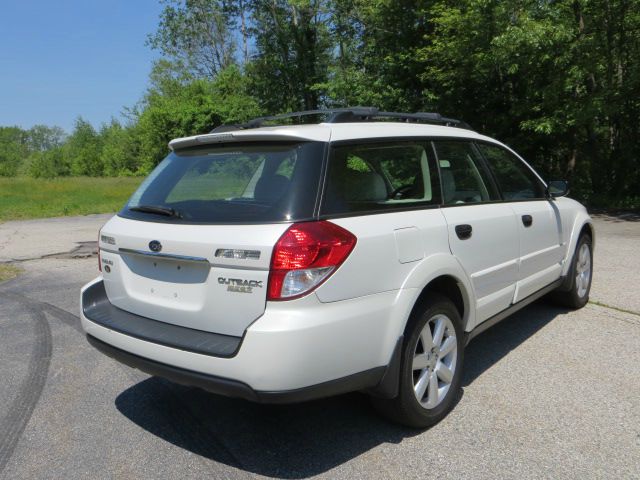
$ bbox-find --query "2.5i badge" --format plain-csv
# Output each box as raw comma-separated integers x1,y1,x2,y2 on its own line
218,277,263,294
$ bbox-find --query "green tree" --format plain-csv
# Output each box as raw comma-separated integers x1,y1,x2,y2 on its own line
99,120,140,176
28,147,70,178
248,0,333,112
136,63,261,172
26,125,66,151
0,126,28,176
416,0,640,203
65,118,103,176
4,0,639,206
147,0,237,78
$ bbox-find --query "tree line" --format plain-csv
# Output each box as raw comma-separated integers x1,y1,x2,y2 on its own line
1,0,638,207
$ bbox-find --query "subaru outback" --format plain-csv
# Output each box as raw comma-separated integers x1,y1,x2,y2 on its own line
81,108,593,427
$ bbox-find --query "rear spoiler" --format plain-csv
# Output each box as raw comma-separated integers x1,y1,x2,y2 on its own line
168,127,330,151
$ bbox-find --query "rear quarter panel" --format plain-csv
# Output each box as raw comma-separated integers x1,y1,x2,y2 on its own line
317,209,450,302
316,209,476,341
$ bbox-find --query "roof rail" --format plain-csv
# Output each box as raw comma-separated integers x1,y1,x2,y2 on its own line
210,107,472,132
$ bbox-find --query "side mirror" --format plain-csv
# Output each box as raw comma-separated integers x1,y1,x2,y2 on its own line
546,180,569,198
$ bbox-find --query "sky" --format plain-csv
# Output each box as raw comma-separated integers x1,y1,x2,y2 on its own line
0,0,164,132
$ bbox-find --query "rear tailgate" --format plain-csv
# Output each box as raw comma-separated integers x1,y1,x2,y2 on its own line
99,215,288,337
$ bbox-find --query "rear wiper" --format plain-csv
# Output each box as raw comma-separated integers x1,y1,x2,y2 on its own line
129,205,182,218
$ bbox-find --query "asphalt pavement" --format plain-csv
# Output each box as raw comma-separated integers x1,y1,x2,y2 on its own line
0,213,638,479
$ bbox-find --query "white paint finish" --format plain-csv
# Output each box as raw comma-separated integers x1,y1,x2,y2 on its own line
169,124,332,150
470,258,519,281
317,209,450,302
326,122,495,143
169,122,503,150
475,284,518,322
99,215,284,270
81,278,417,391
394,227,423,263
99,215,288,337
440,204,519,322
104,252,271,337
400,252,476,331
556,197,594,276
509,201,564,302
514,263,563,302
78,123,596,397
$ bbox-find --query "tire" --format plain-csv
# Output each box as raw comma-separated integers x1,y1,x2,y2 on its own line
371,293,464,428
552,234,593,309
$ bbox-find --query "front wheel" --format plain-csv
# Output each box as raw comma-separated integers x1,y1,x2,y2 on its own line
553,234,593,309
371,294,464,428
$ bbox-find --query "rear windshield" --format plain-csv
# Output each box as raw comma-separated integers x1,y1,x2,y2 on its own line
119,142,324,224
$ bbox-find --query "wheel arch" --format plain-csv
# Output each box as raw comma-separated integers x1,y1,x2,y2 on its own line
579,221,595,246
410,276,467,328
371,261,474,400
400,254,476,334
561,213,595,277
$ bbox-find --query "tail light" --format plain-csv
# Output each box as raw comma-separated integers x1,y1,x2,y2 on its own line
268,221,357,300
98,230,102,272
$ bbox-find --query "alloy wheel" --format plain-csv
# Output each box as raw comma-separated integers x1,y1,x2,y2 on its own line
411,314,458,409
575,243,592,298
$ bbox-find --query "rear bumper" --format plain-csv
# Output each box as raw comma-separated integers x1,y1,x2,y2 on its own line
82,281,241,357
80,277,416,398
87,334,385,403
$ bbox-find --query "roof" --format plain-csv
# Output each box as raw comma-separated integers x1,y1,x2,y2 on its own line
168,122,498,151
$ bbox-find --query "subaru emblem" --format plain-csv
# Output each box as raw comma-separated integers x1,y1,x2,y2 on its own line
149,240,162,252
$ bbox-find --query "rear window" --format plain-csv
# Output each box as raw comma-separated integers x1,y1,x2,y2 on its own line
120,142,324,224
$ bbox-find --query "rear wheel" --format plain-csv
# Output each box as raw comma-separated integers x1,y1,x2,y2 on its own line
553,234,593,309
372,294,464,428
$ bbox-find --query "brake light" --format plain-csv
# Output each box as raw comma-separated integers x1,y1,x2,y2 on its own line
98,230,102,272
268,221,357,300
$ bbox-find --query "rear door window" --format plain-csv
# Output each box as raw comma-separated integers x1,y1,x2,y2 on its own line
321,141,440,216
431,140,498,204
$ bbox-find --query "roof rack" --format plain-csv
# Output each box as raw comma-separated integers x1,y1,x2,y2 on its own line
210,107,472,133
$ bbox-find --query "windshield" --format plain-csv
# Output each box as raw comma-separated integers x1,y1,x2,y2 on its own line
120,142,325,224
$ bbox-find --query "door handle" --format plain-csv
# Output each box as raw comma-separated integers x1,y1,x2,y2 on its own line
455,224,473,240
522,215,533,227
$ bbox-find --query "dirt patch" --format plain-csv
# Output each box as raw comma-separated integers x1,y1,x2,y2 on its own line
45,241,98,260
0,264,23,282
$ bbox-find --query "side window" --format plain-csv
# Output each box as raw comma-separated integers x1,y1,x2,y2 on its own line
477,143,545,200
432,140,497,205
321,142,439,216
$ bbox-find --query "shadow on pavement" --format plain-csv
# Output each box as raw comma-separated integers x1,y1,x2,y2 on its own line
463,301,567,386
115,299,566,478
116,379,418,478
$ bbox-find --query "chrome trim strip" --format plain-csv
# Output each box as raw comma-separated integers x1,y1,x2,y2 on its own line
209,262,269,271
102,247,270,271
118,248,209,264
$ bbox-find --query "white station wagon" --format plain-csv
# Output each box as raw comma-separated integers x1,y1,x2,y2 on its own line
81,108,594,427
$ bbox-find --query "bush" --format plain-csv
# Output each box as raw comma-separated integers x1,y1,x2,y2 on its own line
28,148,70,178
0,126,27,176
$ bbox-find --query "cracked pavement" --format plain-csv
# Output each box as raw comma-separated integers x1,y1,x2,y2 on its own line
0,214,111,262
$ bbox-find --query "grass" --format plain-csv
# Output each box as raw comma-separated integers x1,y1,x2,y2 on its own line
0,176,143,222
0,264,22,282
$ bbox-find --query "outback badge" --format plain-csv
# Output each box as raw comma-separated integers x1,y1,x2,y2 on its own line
218,277,263,294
